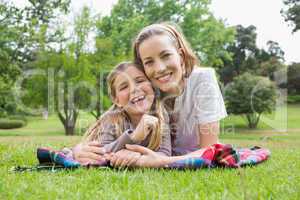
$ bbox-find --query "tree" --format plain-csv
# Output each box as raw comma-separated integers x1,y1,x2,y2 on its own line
53,6,94,135
24,6,95,135
0,2,22,116
258,57,286,81
219,25,259,84
219,25,286,84
225,73,277,129
0,0,71,117
281,0,300,33
287,62,300,94
95,0,235,67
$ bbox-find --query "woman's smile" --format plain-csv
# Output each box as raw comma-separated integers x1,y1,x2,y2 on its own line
155,71,173,84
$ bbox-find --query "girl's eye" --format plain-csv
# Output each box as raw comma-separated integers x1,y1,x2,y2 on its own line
136,78,146,83
119,85,128,91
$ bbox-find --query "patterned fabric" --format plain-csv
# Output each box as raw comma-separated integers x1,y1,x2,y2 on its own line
167,143,271,169
37,147,81,168
36,143,270,169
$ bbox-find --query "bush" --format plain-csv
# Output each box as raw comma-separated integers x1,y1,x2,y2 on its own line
225,73,277,129
8,115,28,123
287,95,300,104
0,119,26,129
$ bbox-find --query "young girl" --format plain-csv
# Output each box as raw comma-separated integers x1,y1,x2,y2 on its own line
72,62,171,166
132,23,227,157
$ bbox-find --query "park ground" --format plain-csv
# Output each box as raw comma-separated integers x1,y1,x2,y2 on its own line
0,104,300,199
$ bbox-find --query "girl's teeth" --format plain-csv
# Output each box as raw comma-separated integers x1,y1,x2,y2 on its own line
132,96,145,104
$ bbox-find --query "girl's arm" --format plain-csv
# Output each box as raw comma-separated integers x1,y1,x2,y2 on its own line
100,127,135,153
156,123,172,156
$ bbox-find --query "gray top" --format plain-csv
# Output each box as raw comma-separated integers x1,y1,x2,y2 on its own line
100,114,171,156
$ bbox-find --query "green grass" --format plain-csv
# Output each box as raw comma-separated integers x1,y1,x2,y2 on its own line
221,104,300,130
0,134,299,199
0,112,95,136
1,104,300,199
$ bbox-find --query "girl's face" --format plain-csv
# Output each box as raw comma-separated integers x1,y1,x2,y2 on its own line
139,34,185,94
113,66,155,116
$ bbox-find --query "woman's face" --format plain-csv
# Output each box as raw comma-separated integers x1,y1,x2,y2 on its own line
139,34,185,95
113,66,155,116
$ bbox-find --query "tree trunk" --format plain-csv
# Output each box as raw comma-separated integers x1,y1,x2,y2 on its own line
58,108,78,136
246,113,261,129
91,74,102,119
64,123,75,136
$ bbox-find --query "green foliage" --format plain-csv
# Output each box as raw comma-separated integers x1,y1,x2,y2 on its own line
219,25,286,84
287,95,300,103
258,57,286,80
95,0,235,67
0,119,26,129
281,0,300,33
0,0,71,117
225,73,277,128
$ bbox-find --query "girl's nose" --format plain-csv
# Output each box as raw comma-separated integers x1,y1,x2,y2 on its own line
129,81,140,94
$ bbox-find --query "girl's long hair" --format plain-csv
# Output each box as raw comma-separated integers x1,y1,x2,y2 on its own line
82,62,164,151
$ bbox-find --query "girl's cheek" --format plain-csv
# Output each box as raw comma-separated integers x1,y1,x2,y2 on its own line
117,90,130,105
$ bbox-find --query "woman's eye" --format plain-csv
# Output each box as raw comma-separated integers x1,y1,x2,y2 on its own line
144,60,153,66
162,53,171,58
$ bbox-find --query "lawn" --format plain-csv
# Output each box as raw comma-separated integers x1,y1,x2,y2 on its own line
0,105,300,199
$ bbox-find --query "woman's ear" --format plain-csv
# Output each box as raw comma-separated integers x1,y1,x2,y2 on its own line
178,48,185,65
178,48,186,76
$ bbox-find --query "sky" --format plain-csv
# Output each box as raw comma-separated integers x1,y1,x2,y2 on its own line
10,0,300,64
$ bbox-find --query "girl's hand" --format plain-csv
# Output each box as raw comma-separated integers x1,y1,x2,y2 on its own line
130,114,158,142
106,149,141,168
73,141,107,165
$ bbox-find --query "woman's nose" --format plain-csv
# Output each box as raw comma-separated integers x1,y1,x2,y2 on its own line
154,60,167,72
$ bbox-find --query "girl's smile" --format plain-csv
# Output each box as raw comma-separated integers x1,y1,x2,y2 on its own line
113,66,155,117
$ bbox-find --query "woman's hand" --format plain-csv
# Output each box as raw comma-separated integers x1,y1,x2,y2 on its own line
130,114,159,142
125,144,169,168
106,149,141,168
73,141,107,165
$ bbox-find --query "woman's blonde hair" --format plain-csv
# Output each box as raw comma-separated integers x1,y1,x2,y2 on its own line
82,62,164,151
133,22,199,78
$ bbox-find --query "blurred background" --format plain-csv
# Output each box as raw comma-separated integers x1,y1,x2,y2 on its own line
0,0,299,136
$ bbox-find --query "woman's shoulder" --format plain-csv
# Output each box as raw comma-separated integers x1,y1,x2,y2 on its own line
188,66,217,85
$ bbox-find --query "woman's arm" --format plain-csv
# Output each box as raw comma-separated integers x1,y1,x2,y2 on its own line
125,144,206,168
198,121,220,148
